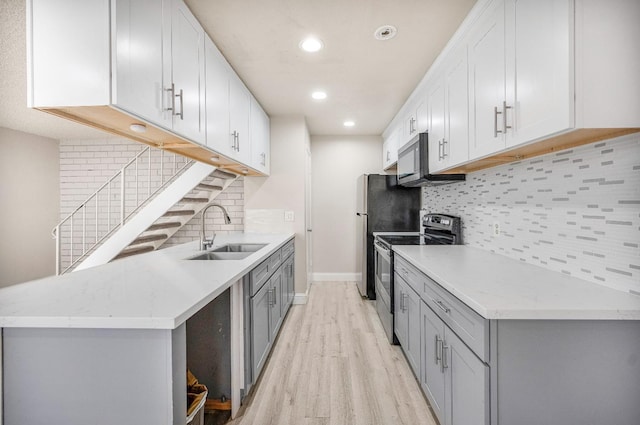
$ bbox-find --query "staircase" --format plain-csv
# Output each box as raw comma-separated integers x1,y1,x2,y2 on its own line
54,147,238,274
112,169,236,260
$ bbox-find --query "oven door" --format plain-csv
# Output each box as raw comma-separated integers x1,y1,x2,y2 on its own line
374,241,394,343
374,241,392,300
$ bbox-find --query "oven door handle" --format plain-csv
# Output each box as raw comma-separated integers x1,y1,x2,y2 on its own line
374,241,391,261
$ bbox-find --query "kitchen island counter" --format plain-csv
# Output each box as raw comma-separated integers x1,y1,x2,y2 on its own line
0,232,295,329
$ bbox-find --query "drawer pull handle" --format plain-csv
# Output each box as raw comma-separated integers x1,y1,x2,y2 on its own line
435,300,450,314
442,344,449,370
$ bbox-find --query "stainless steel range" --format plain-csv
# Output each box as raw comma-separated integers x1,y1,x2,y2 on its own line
374,213,462,343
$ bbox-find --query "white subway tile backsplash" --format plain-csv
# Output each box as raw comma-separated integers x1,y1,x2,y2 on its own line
422,133,640,295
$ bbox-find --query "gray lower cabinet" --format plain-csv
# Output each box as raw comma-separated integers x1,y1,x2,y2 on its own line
251,276,272,379
394,274,421,376
247,240,295,391
395,254,640,425
283,255,295,308
420,301,446,422
420,301,489,425
269,267,284,338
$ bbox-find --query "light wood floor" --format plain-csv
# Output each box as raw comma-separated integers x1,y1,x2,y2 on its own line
229,282,437,425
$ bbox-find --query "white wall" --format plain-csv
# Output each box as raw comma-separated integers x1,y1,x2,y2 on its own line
310,135,383,280
244,116,310,300
0,127,59,287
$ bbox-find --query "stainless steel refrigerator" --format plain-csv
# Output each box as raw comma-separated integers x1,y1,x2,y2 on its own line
355,174,421,298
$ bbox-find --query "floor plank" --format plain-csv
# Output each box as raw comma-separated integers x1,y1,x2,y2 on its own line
229,282,437,425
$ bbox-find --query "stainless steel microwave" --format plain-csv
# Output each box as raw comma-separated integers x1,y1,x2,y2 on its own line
397,132,465,187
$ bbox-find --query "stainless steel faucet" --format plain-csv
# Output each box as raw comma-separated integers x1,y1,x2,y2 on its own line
200,202,231,250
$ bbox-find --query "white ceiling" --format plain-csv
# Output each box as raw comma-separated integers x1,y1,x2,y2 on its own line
0,0,476,140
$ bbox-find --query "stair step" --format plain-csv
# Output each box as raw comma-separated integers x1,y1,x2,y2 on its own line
196,183,223,191
130,234,168,245
113,245,155,260
181,196,209,204
210,169,236,179
147,222,182,231
163,209,196,217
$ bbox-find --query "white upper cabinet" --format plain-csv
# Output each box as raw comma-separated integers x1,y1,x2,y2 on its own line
250,97,270,175
468,0,506,160
469,0,572,160
204,37,231,154
430,46,470,172
428,76,446,171
504,0,572,148
168,0,206,144
384,0,640,174
229,73,252,165
113,0,169,128
402,91,429,145
445,47,470,167
382,125,400,170
28,0,271,176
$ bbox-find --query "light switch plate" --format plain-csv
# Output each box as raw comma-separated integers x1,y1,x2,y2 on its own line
284,210,295,222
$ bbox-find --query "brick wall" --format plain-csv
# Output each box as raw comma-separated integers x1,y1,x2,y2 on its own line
59,137,244,255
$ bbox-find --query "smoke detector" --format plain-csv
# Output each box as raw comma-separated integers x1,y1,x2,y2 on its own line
374,25,397,41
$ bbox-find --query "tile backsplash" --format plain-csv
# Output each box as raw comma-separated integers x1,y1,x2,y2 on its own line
422,133,640,295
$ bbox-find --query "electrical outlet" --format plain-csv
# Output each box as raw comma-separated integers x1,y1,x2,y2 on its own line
284,210,295,222
493,221,500,236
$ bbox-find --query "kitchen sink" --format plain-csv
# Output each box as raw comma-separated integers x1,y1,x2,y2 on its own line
210,243,267,253
187,243,267,261
188,251,253,261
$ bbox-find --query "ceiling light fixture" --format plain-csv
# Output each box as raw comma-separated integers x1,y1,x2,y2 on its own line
129,123,147,133
374,25,398,41
311,91,327,100
343,120,355,127
299,37,324,52
210,155,220,161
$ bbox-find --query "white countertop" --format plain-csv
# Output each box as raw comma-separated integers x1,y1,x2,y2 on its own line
0,233,294,329
393,245,640,320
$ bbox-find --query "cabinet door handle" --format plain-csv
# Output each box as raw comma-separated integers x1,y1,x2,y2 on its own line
442,139,448,159
442,344,449,370
435,335,442,365
236,132,240,151
165,83,175,113
175,88,184,120
435,299,451,314
231,131,238,151
402,293,408,312
494,106,503,138
503,101,512,134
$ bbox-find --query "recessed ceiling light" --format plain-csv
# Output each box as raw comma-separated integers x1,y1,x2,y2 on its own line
374,25,397,41
210,155,219,161
344,120,355,127
311,91,327,100
129,123,147,133
299,37,324,52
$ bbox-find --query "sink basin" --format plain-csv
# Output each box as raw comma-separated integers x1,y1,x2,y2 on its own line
188,251,252,261
186,243,267,261
210,243,267,253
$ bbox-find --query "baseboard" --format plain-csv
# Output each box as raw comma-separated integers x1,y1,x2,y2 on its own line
293,292,308,305
312,273,360,282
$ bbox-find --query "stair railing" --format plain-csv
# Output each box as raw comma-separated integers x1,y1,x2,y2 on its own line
52,146,193,274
